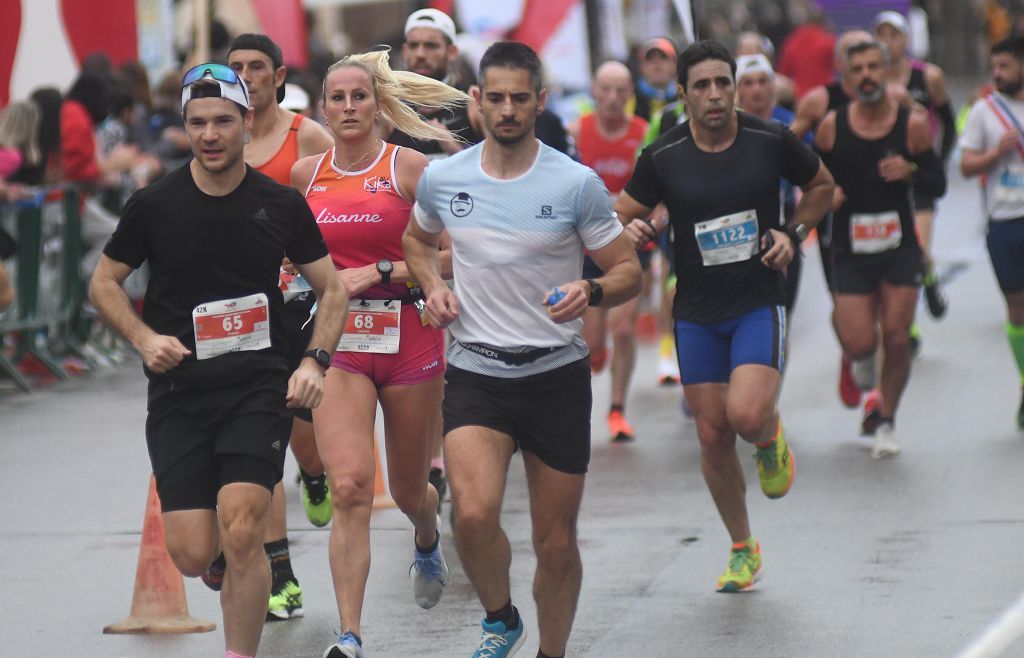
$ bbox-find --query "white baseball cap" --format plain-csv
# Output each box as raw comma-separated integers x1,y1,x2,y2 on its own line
736,54,775,82
874,11,910,35
405,8,457,43
281,83,310,112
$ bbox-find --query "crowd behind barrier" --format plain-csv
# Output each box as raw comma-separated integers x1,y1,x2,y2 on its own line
0,185,138,392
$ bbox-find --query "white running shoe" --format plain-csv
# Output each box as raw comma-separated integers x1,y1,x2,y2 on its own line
410,515,449,609
872,421,901,459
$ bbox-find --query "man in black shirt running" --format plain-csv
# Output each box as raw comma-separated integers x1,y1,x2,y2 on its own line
617,40,834,593
89,65,346,658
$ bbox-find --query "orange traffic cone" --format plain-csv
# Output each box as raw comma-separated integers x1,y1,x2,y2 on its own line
371,431,396,509
104,476,216,634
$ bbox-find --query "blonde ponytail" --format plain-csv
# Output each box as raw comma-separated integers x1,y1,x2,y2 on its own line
324,48,469,143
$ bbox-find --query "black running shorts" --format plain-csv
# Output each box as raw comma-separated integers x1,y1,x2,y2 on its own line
442,359,592,474
146,370,292,511
831,248,923,295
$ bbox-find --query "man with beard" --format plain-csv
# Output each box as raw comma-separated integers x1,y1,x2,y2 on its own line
89,65,346,658
404,41,641,658
391,8,483,158
960,36,1024,430
617,40,834,593
814,40,946,458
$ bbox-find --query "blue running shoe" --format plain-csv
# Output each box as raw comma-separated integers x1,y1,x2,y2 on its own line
323,631,363,658
471,618,526,658
410,518,449,609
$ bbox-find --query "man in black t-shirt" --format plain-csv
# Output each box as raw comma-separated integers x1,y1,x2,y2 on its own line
814,40,945,458
616,41,834,593
89,65,346,658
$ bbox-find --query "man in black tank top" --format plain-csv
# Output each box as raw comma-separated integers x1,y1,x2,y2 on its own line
391,8,483,158
875,10,957,320
815,40,946,459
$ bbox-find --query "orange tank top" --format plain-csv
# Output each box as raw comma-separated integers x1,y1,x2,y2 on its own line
255,114,303,185
576,113,648,194
303,141,412,299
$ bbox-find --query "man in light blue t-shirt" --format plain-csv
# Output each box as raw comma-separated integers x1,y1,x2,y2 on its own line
403,42,641,658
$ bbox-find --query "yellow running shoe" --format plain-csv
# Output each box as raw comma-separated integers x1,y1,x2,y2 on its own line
755,424,795,499
716,539,762,592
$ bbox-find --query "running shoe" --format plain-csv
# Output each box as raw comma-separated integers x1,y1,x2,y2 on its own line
909,323,922,358
200,552,226,591
716,538,762,592
851,355,877,391
266,577,303,621
861,390,883,436
299,468,332,528
410,517,449,609
923,270,948,319
754,427,795,499
657,356,681,386
429,466,448,515
472,617,526,658
872,421,901,459
323,631,363,658
839,354,861,408
608,409,635,442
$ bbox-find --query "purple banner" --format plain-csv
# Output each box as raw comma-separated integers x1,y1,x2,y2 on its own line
816,0,910,32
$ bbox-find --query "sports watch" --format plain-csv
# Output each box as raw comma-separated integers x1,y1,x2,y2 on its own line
376,259,393,285
584,278,603,306
303,348,331,371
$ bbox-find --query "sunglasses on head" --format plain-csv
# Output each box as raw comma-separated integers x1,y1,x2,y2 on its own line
182,64,248,97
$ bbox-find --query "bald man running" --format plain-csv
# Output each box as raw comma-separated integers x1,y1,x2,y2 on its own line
570,61,650,441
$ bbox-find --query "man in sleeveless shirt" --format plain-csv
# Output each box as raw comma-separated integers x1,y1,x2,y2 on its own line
814,40,946,459
570,61,649,442
960,36,1024,430
792,29,903,415
227,33,335,622
874,11,956,321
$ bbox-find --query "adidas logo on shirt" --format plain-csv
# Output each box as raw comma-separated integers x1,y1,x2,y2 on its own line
254,208,270,221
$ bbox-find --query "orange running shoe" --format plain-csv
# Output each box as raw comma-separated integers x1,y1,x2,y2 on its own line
608,410,635,442
838,354,861,408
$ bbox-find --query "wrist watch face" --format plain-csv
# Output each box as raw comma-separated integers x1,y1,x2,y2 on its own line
377,259,393,274
307,349,330,369
794,224,808,241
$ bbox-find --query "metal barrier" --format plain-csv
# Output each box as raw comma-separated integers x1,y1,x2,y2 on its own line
0,186,102,392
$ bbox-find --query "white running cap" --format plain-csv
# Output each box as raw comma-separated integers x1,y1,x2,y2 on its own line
874,11,909,35
405,8,457,43
736,54,775,81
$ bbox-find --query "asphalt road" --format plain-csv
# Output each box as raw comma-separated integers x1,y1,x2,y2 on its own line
2,167,1023,657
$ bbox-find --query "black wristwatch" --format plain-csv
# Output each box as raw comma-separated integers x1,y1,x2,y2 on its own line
784,223,808,249
376,259,393,285
303,348,331,371
584,278,603,306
